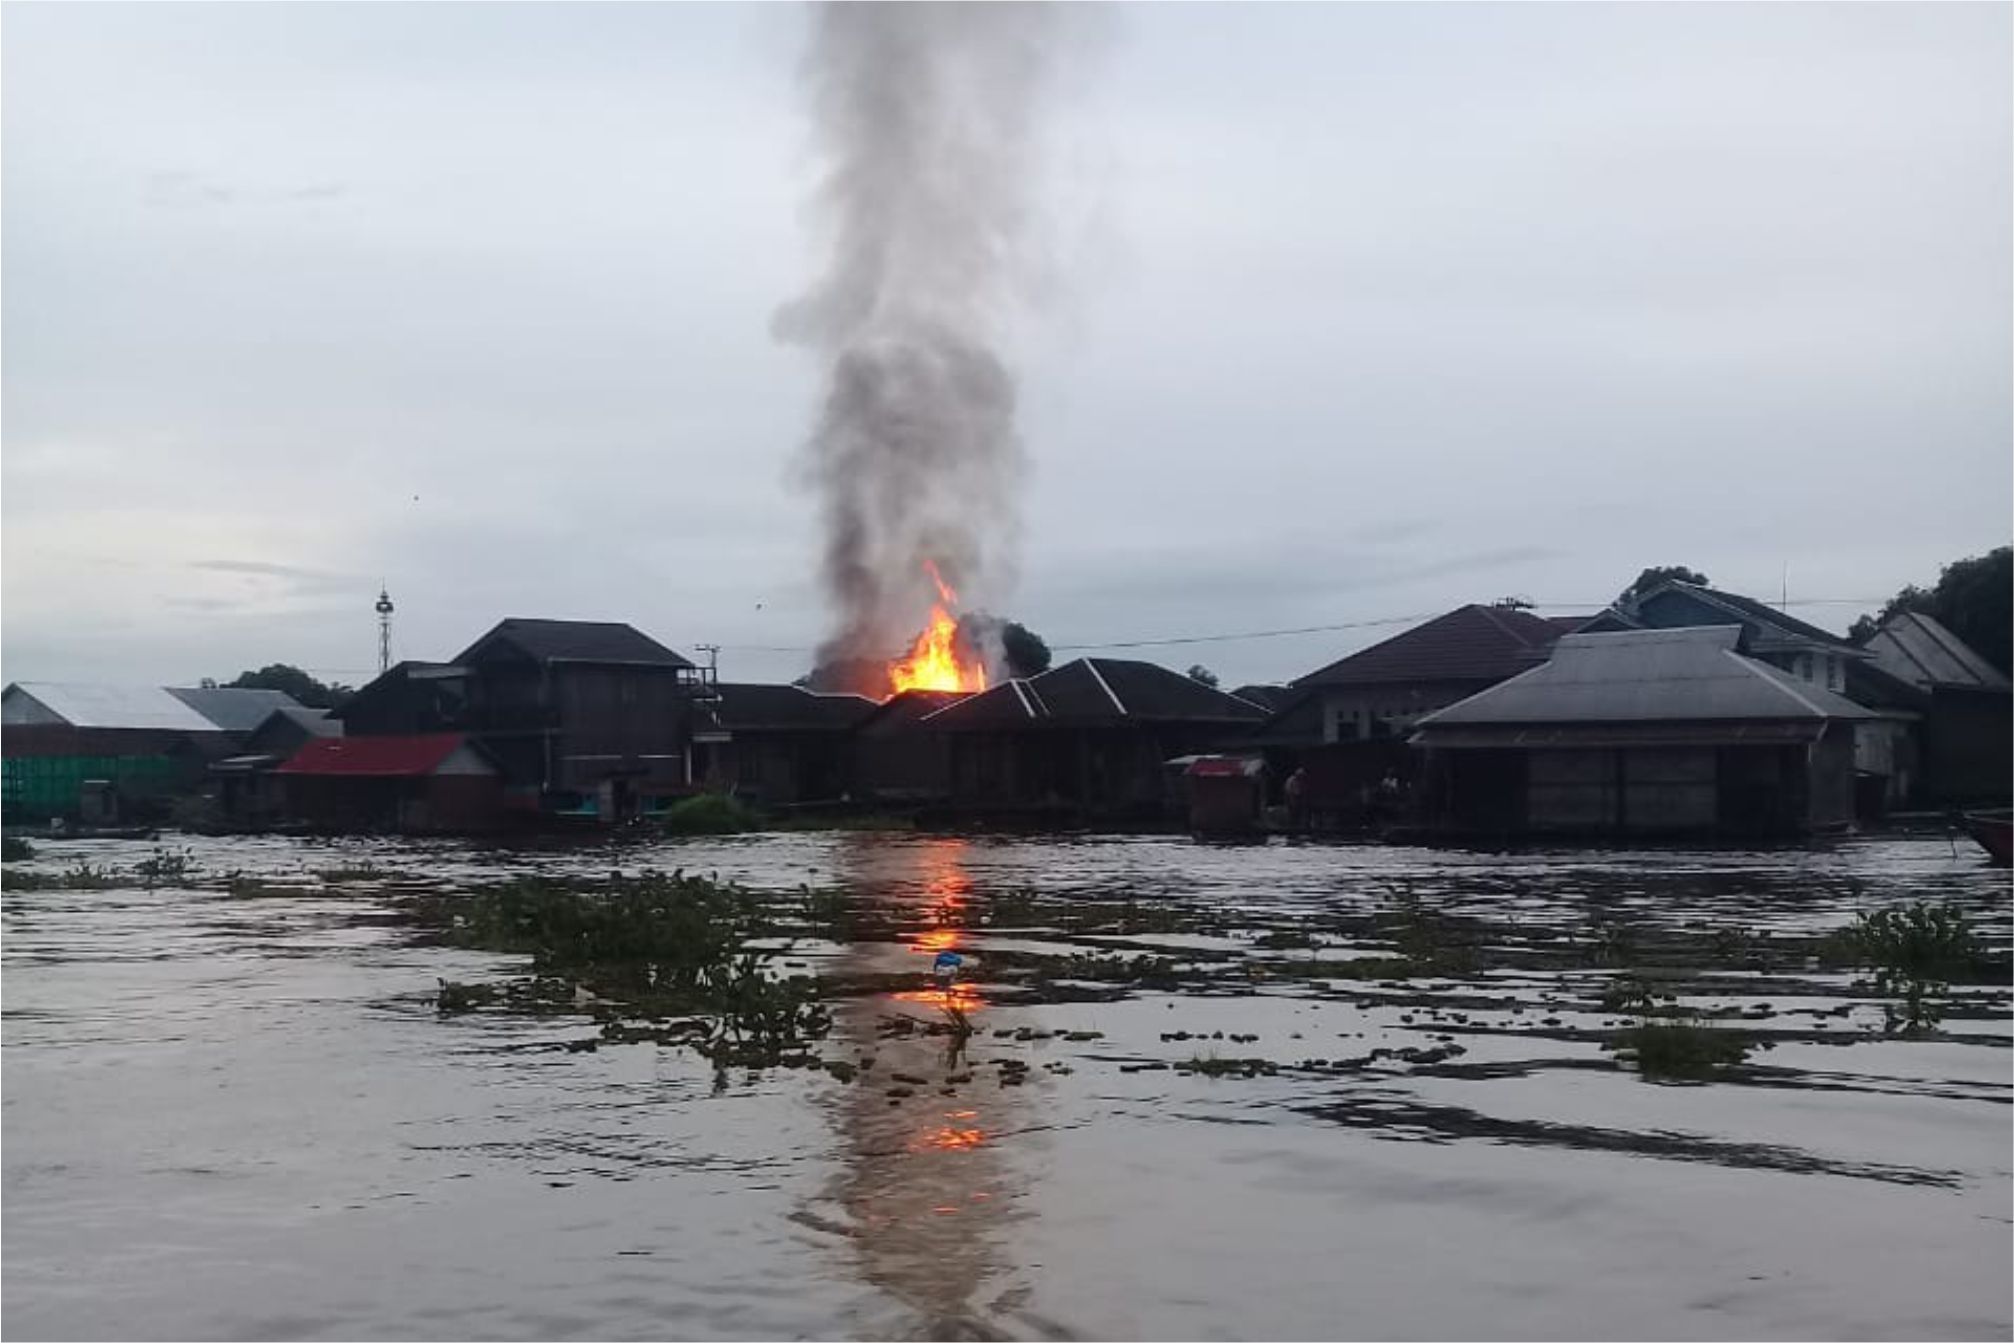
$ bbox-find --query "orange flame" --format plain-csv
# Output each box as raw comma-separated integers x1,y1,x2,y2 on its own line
887,562,989,696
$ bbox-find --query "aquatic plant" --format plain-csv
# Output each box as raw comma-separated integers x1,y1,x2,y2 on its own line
1,835,33,862
1614,1018,1753,1081
317,863,388,883
1389,897,1481,975
1602,974,1749,1080
1846,900,1980,1034
660,793,761,836
412,871,830,1066
436,979,499,1014
0,862,124,891
134,848,197,888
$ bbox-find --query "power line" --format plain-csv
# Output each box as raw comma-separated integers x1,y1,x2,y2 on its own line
319,595,1890,669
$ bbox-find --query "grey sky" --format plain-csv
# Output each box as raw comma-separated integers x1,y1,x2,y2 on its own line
4,2,2008,691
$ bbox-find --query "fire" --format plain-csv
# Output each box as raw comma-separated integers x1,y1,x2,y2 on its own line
886,562,989,696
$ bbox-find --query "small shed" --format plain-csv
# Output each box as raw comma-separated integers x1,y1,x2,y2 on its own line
275,734,503,833
1179,755,1268,835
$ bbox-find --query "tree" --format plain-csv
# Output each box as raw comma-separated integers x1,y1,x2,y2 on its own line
1185,664,1220,689
1850,547,2012,675
992,619,1051,679
1621,565,1711,603
224,664,355,710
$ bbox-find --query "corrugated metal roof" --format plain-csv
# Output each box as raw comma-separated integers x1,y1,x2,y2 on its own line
267,705,344,738
275,733,475,777
455,618,695,668
166,687,305,732
1416,626,1871,729
1292,605,1564,688
694,683,878,734
926,659,1269,730
2,682,218,731
1416,722,1825,750
1862,612,2010,692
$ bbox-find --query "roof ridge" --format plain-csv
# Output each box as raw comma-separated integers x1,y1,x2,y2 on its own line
1725,648,1827,718
1082,659,1127,716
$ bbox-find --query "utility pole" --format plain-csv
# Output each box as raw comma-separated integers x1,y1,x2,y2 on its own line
694,643,721,694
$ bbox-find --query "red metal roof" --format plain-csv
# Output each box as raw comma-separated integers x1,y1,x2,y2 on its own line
1186,756,1264,778
275,733,472,777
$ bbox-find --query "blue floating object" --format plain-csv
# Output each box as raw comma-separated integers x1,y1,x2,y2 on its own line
933,951,964,971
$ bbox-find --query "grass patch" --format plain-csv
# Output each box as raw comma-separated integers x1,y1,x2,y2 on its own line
660,793,762,836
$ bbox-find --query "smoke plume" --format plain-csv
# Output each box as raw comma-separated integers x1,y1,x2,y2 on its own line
776,2,1061,688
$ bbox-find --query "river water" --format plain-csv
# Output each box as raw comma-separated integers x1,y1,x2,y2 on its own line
3,833,2009,1340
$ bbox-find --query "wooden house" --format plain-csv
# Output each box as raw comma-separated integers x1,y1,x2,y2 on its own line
335,619,707,821
275,734,504,833
923,659,1268,822
1856,612,2011,805
1250,605,1573,828
689,683,877,806
1410,626,1869,839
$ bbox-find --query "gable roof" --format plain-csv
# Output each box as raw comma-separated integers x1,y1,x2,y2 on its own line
1229,684,1297,712
253,705,344,739
1861,612,2011,692
166,686,306,732
1292,605,1565,688
1622,581,1857,652
275,733,484,777
2,682,220,731
855,689,971,735
695,683,878,734
1416,626,1871,730
926,658,1269,730
453,618,695,669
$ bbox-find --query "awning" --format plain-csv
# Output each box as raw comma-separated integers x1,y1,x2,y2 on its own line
1412,721,1827,750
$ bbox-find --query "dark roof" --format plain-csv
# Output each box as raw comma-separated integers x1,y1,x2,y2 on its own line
926,658,1269,731
1244,690,1324,746
166,686,306,732
856,690,972,735
1229,684,1297,712
1292,605,1565,688
328,661,465,723
1621,582,1856,651
1861,612,2011,692
1544,614,1594,635
275,733,483,777
696,683,878,733
454,618,695,669
257,705,343,738
1415,627,1870,734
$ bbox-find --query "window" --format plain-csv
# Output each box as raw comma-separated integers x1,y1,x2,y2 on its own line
1827,657,1842,692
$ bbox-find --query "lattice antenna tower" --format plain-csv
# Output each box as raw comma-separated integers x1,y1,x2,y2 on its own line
375,586,395,674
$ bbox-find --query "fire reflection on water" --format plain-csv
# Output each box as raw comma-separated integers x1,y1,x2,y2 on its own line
810,837,1034,1334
